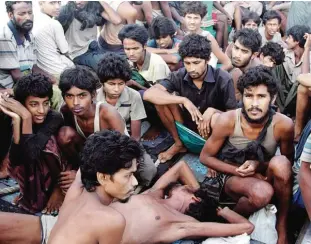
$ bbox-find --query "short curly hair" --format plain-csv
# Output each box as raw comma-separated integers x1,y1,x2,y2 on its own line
97,53,131,84
262,10,281,25
233,28,262,53
59,66,99,97
181,1,207,19
287,25,311,48
150,16,176,39
242,11,261,26
14,74,53,105
237,65,278,98
118,24,149,46
179,34,211,60
260,42,285,65
80,130,143,192
5,1,32,13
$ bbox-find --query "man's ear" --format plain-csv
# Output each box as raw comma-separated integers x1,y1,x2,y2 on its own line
192,196,201,202
252,52,260,59
8,12,13,20
91,91,96,100
97,172,110,185
271,95,277,105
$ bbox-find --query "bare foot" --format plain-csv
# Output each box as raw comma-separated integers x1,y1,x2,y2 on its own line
42,186,64,215
158,143,187,163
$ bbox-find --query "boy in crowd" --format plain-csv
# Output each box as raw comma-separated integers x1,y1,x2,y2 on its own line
0,74,74,214
58,66,156,187
147,16,182,71
258,10,283,47
143,34,236,163
200,66,294,244
181,1,232,71
259,42,285,68
119,24,170,87
96,53,146,141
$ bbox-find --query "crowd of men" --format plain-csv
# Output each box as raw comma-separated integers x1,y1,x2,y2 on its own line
1,1,311,244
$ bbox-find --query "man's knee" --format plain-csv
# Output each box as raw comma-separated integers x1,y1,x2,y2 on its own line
57,126,78,146
137,151,157,186
269,155,292,183
298,84,311,97
249,181,274,208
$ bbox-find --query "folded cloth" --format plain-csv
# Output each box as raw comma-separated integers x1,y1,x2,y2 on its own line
40,215,58,244
202,233,250,244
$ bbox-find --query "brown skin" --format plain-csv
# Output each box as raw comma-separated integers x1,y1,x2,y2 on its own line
299,161,311,220
0,161,254,244
200,85,294,244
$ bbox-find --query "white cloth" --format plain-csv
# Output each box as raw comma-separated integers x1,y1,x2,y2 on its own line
33,12,74,76
202,233,250,244
40,215,58,244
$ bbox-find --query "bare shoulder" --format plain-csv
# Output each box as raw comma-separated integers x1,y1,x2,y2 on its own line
93,206,126,229
214,110,236,131
273,112,294,137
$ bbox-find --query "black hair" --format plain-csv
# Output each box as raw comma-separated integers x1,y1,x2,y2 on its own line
242,11,261,26
97,53,131,84
59,66,99,97
185,184,220,222
5,1,32,13
237,65,278,98
118,24,149,46
262,10,281,25
14,74,52,105
80,130,143,192
150,16,176,40
260,42,285,65
179,34,211,60
233,28,262,53
287,25,311,48
181,1,207,19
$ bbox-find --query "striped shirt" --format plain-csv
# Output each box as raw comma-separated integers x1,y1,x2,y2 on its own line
293,133,311,194
0,21,36,88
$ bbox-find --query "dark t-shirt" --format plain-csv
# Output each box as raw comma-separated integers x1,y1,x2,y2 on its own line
160,65,237,131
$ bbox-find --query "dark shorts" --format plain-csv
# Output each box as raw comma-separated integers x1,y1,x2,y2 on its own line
293,187,306,209
98,35,126,57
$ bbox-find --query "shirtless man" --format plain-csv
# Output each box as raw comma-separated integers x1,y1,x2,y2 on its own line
0,159,254,244
58,66,156,187
200,65,294,244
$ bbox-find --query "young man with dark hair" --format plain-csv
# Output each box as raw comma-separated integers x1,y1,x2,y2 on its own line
58,65,156,188
274,25,311,121
96,53,147,141
119,24,170,86
144,34,236,163
259,42,285,68
0,74,73,214
181,1,232,71
259,10,283,47
147,16,182,71
200,66,294,244
241,11,260,30
0,159,254,244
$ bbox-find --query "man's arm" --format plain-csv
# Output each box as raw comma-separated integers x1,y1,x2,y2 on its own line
99,1,122,25
301,33,311,74
100,103,126,134
299,161,311,220
278,115,295,162
130,120,141,141
297,73,311,87
199,111,241,175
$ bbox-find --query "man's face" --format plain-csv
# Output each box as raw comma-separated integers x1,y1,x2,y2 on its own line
8,2,33,32
39,1,61,17
75,1,87,9
260,54,276,68
169,185,198,213
123,38,145,64
264,18,280,38
242,84,272,124
64,86,93,116
24,96,50,124
103,79,126,99
243,20,258,30
184,13,202,32
156,35,173,49
231,40,253,68
104,159,138,202
285,35,298,50
183,57,208,79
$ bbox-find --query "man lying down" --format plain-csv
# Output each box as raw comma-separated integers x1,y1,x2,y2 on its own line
0,161,254,244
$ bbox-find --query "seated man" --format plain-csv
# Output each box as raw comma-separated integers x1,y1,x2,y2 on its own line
118,24,170,88
96,53,147,141
0,158,254,244
259,42,285,68
258,10,284,47
147,16,182,71
143,34,236,163
200,66,294,244
274,26,311,117
58,66,156,187
181,1,232,71
0,74,74,214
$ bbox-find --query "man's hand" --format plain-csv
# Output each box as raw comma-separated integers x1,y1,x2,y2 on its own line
183,98,203,125
0,104,20,121
0,89,14,96
0,95,31,120
59,170,77,192
197,107,217,139
304,33,311,49
236,160,260,177
207,168,217,178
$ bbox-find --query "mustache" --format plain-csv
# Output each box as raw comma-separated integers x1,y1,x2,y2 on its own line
22,20,33,26
248,107,262,112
